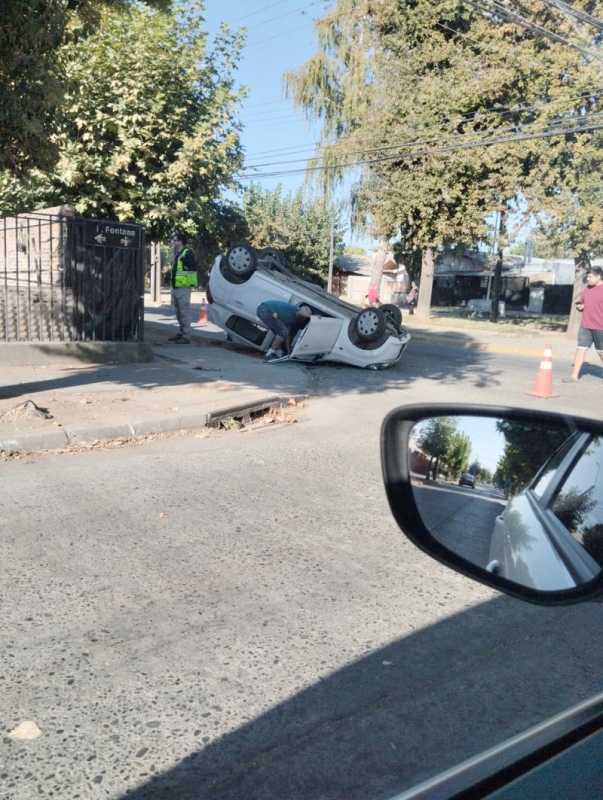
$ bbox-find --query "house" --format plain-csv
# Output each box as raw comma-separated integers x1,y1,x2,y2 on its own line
334,252,409,306
432,249,601,313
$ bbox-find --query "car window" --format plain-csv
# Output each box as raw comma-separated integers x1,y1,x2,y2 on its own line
550,436,603,565
531,432,582,499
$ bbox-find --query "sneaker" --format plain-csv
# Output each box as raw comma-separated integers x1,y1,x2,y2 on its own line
264,352,279,361
174,335,191,344
168,333,184,342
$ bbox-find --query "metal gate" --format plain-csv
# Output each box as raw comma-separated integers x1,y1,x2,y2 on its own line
0,207,145,342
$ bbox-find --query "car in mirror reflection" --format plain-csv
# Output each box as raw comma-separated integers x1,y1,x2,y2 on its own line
489,431,603,590
381,405,603,799
402,410,603,595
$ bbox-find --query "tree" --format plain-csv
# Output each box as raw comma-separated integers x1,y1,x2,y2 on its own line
240,184,346,284
417,416,461,479
287,0,603,317
447,433,472,478
0,0,66,173
0,0,171,175
0,2,245,241
494,420,569,491
528,125,603,337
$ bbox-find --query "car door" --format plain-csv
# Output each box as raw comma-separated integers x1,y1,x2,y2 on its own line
289,316,343,360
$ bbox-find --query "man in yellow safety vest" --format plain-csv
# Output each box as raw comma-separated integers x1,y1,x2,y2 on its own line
168,232,198,344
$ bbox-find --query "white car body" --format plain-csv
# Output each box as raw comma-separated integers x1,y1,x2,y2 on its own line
206,253,411,369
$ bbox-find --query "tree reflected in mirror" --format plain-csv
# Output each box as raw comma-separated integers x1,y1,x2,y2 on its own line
409,417,603,592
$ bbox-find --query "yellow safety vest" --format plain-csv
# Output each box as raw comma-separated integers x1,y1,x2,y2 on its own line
173,247,198,288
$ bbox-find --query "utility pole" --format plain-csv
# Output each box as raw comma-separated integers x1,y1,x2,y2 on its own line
327,218,334,293
490,209,505,324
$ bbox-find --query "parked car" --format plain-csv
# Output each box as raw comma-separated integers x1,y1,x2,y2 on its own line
381,404,603,798
459,472,475,488
488,430,603,590
206,243,411,369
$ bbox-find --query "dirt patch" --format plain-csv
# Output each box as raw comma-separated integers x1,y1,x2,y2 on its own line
0,387,209,436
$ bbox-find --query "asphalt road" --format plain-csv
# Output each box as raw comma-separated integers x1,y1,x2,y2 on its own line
412,481,506,567
1,340,602,800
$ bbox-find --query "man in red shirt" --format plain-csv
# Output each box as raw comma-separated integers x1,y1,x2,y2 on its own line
567,266,603,382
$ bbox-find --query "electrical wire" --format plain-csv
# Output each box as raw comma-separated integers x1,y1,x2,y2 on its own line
247,112,603,169
239,115,603,179
538,0,603,34
463,0,603,61
243,1,322,33
242,89,602,161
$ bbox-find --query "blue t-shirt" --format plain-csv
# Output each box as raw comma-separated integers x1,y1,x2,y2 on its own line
262,300,302,326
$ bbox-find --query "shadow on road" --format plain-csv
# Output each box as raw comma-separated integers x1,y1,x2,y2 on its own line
120,594,603,800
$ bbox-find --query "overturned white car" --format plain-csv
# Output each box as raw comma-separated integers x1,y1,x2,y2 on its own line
206,243,411,369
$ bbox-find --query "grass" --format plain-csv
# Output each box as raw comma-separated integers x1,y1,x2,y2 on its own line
407,307,569,333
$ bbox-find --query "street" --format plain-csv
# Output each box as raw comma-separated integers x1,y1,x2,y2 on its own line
412,481,505,566
1,339,602,800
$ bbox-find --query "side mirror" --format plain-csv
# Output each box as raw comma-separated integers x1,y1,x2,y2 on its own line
381,404,603,606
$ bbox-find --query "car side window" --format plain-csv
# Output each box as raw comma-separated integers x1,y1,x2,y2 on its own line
550,436,603,566
531,433,582,499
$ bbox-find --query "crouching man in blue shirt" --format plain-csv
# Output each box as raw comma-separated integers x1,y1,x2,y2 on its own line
256,301,312,360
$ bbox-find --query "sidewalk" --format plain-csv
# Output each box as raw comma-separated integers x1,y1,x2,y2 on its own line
0,301,579,453
0,307,311,453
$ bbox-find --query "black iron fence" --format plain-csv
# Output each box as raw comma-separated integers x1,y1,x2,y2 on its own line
0,208,145,342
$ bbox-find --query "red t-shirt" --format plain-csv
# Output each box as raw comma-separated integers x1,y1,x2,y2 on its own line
579,283,603,330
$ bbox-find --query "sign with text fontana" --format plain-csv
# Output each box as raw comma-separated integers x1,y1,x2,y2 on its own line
86,220,143,249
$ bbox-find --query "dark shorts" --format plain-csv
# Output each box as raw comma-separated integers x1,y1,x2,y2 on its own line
257,303,288,341
577,327,603,352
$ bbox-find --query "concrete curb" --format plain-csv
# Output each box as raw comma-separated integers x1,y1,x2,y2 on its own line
0,395,296,454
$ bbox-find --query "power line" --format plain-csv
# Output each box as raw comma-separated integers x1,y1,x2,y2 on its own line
242,89,602,161
240,115,603,179
244,20,315,48
208,0,291,31
463,0,603,62
244,2,322,33
538,0,603,34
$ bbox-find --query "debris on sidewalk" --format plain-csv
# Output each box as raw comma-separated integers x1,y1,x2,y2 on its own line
1,400,53,421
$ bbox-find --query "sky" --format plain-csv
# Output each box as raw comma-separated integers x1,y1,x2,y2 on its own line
202,1,373,249
199,2,530,253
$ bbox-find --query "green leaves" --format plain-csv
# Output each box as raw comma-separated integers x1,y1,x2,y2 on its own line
0,2,245,240
288,0,603,260
241,184,345,284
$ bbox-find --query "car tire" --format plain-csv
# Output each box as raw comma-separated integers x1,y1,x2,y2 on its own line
380,303,402,326
258,246,285,266
226,242,257,279
354,307,387,341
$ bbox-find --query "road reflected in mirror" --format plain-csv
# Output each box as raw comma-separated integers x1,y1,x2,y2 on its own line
409,416,603,592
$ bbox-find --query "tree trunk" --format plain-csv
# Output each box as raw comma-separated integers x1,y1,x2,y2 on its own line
368,238,389,299
415,246,435,319
566,250,590,339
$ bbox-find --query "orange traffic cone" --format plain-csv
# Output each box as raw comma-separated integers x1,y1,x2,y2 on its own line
526,344,559,399
198,298,207,324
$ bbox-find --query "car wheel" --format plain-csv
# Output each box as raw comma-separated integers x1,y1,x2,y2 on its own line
354,307,387,341
380,303,402,326
258,246,285,266
226,242,257,278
